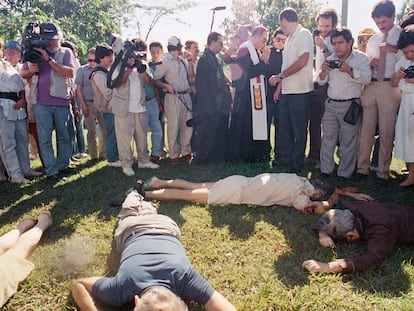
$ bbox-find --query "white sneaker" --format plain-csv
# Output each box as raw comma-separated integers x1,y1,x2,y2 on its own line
10,177,30,184
138,161,159,169
108,160,122,167
122,167,135,176
25,169,42,177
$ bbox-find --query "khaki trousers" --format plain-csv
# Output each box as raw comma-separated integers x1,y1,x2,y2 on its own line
357,81,401,179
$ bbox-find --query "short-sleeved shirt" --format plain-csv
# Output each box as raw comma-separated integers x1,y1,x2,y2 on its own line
281,24,314,94
22,47,75,106
75,64,94,101
207,173,314,211
153,53,190,92
92,233,214,307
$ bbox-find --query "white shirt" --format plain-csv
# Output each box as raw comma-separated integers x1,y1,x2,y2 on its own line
317,50,371,100
281,24,314,94
314,35,334,81
366,25,402,79
113,67,146,113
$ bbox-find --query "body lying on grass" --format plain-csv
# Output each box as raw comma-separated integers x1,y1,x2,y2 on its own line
71,190,236,311
143,173,373,214
302,201,414,273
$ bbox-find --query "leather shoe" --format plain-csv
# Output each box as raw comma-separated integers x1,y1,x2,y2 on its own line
133,179,146,198
350,172,368,182
59,167,79,175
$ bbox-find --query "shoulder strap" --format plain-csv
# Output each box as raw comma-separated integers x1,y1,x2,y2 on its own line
89,66,108,80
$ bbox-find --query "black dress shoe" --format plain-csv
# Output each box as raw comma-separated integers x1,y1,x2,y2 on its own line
59,167,79,175
350,172,368,182
320,172,331,178
133,179,146,198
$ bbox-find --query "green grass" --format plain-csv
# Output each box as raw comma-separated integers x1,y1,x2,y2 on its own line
0,154,413,310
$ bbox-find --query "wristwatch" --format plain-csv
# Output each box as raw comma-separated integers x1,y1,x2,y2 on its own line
46,56,53,63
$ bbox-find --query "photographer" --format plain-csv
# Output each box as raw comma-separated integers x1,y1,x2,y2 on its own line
20,22,76,180
110,37,159,176
316,27,371,179
390,28,414,187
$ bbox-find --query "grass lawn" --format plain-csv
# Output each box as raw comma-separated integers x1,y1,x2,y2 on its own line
0,154,413,310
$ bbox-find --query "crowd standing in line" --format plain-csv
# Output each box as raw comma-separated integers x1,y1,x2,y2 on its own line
1,0,414,308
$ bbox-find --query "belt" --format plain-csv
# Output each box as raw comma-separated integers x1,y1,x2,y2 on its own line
145,96,155,101
371,78,391,82
328,97,359,102
174,91,188,94
129,227,179,239
0,92,19,102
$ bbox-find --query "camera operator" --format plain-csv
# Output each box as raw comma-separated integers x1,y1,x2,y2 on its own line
20,22,76,180
110,38,159,176
316,27,371,180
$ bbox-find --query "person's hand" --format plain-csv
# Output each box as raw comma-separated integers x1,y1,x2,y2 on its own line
81,103,89,117
13,99,26,110
319,235,335,248
349,192,374,201
370,58,379,69
314,36,326,50
260,46,271,63
339,62,352,74
126,57,135,68
164,84,174,94
321,61,329,73
33,47,49,62
302,259,328,273
269,74,280,86
27,62,40,73
183,50,192,62
273,84,281,102
303,201,325,214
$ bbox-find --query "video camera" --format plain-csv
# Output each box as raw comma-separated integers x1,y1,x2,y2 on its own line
22,20,50,63
109,34,147,73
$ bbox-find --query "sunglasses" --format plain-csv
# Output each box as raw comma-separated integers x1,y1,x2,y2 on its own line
88,59,95,62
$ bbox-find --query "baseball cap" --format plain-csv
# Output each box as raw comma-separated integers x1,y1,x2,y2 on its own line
5,40,22,52
167,36,181,48
39,22,61,40
358,28,375,37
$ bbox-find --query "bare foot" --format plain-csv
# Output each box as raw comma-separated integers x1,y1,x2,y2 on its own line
37,211,53,230
148,176,161,189
400,178,414,187
17,215,36,232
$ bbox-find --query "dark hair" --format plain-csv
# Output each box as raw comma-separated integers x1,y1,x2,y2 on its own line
371,0,395,18
61,40,77,53
400,10,414,29
185,40,197,50
397,28,414,49
273,28,285,38
310,179,335,201
330,27,354,44
149,41,163,50
95,43,113,64
316,8,338,28
280,8,298,23
131,37,147,51
207,32,222,46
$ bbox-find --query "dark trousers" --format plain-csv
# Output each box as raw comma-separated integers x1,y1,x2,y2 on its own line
308,83,328,160
278,92,311,170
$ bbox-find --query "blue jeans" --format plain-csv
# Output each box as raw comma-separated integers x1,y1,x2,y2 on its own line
33,104,72,176
145,98,162,156
102,112,119,162
68,99,86,155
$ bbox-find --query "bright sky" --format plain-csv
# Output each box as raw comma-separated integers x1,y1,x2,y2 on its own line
122,0,406,47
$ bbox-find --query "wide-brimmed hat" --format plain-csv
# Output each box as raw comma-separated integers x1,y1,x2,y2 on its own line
358,28,375,37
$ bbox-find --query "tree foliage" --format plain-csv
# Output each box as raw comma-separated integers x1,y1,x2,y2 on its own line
0,0,128,61
124,0,198,42
222,0,321,43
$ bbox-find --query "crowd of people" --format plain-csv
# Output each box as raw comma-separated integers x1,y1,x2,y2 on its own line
1,0,414,309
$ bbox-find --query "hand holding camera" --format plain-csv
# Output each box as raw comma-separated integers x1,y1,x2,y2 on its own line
404,65,414,79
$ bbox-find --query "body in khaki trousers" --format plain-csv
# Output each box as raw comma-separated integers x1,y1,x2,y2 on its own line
357,81,401,179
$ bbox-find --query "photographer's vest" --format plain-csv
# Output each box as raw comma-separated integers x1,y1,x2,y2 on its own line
90,68,112,113
28,47,74,104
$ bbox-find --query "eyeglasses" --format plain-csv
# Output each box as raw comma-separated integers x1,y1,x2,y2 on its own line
87,59,95,62
358,39,369,44
275,38,286,43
